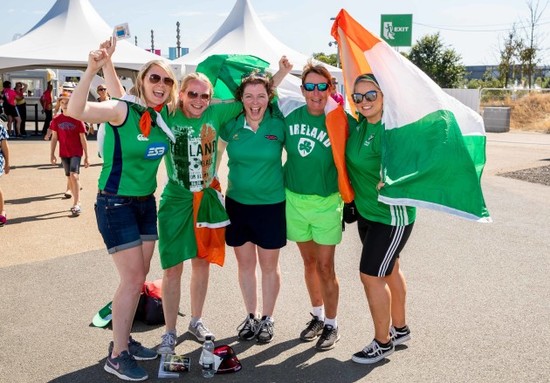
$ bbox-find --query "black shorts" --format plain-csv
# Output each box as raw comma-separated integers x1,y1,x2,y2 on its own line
225,196,286,249
61,157,81,176
357,214,414,277
3,103,19,118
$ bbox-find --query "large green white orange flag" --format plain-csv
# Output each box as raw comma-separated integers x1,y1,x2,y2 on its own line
332,9,491,222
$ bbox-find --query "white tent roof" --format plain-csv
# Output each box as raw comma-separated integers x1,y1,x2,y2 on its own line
174,0,341,79
0,0,176,74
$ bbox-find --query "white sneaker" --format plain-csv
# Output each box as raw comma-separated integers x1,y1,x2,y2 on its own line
188,321,215,342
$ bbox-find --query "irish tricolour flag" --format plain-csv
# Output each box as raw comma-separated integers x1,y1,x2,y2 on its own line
332,10,491,222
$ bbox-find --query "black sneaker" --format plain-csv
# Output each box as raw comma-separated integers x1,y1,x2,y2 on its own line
104,350,148,381
315,325,340,351
256,316,274,343
390,325,411,346
237,313,259,341
300,314,324,341
352,339,395,364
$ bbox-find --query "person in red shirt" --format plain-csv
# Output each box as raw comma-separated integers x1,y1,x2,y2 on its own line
2,81,22,137
49,91,89,216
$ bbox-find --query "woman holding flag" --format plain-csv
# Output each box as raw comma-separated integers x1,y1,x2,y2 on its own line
345,73,415,364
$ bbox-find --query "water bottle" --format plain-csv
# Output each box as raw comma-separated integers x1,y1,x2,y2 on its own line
201,335,215,378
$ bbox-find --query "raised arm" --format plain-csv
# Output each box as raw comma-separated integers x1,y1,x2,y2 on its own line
66,49,126,125
271,55,294,87
99,37,125,99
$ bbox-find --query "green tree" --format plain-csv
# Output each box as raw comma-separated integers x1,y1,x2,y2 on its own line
405,32,466,88
498,25,523,88
312,52,338,67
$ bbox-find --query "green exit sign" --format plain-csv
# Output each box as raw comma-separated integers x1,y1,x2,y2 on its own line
380,14,413,47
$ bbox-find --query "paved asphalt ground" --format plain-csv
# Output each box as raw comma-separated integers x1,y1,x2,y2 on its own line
0,128,549,383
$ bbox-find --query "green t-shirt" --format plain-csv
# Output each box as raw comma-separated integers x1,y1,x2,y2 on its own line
98,102,170,196
219,111,285,205
346,119,416,225
165,102,242,191
280,102,338,197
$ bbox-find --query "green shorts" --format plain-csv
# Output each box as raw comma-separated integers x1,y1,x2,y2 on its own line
285,189,343,245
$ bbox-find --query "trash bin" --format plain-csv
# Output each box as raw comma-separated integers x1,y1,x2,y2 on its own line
483,107,510,133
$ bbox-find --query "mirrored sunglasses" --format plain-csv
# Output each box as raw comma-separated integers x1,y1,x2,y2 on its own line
303,82,329,92
352,90,379,103
148,74,175,87
187,91,211,101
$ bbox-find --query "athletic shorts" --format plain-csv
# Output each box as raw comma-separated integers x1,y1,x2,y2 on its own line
61,156,81,176
95,193,158,254
285,189,343,245
3,104,18,118
357,213,414,277
225,196,286,249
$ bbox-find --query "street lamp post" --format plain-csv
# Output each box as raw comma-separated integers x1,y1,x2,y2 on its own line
329,41,340,68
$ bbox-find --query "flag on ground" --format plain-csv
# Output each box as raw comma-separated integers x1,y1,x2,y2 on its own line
331,9,491,222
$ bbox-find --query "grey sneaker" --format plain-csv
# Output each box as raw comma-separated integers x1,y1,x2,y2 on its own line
188,321,215,342
237,313,259,341
256,316,274,344
352,339,395,364
390,325,411,346
104,350,147,381
300,314,325,341
158,331,177,354
108,337,158,361
315,325,340,351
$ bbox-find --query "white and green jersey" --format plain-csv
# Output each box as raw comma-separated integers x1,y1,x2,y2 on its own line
346,119,416,226
165,102,242,191
219,111,285,205
278,99,338,197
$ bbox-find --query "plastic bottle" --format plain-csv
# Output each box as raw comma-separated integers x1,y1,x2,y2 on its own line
201,335,215,378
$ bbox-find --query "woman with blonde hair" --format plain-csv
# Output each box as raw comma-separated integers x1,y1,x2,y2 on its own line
67,47,177,381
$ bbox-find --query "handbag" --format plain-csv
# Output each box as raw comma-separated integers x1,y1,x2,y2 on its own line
135,279,165,325
343,200,358,224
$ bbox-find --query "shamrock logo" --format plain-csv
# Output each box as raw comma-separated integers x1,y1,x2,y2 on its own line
298,138,315,157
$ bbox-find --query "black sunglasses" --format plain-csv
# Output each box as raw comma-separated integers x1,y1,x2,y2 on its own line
352,90,379,103
187,91,211,101
148,74,175,87
97,88,106,91
303,82,329,92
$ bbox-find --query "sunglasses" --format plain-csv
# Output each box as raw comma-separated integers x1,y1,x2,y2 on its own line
148,74,175,87
352,90,379,103
97,88,106,91
303,82,329,92
187,91,211,101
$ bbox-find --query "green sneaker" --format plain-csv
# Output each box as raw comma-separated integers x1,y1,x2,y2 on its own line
104,350,147,381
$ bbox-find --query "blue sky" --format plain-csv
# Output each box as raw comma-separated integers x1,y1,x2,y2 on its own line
1,0,549,66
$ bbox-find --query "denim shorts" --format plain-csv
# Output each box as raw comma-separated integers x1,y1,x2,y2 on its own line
94,193,158,254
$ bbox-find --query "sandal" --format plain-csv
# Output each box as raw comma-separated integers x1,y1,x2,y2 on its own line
71,205,81,216
0,214,6,227
63,192,72,199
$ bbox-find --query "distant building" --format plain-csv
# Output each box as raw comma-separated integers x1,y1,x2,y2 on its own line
168,47,189,60
465,65,550,82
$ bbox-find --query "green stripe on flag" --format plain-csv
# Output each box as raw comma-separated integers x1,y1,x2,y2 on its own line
380,110,490,221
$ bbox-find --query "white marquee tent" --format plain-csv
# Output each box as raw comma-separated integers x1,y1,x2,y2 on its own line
175,0,341,80
0,0,176,74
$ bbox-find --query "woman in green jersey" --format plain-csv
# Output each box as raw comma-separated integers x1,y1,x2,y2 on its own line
278,63,348,351
217,72,286,344
67,46,178,381
345,74,415,365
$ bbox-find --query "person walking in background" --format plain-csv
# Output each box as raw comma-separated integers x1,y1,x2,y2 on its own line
217,72,286,344
49,91,89,216
277,62,353,351
345,74,415,364
14,82,27,137
0,115,10,227
66,44,178,381
40,82,53,138
2,81,22,138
